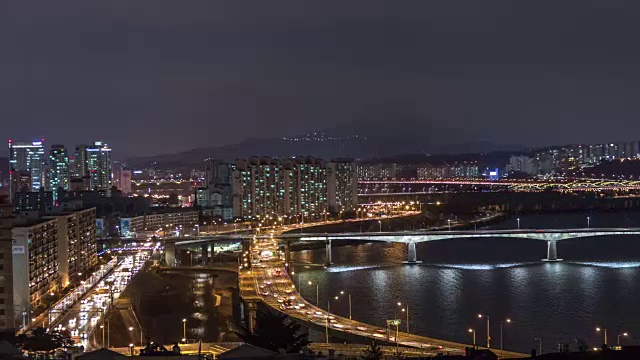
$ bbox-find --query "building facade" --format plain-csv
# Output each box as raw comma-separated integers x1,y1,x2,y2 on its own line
0,193,14,331
12,218,59,319
232,157,328,222
86,142,113,191
8,140,46,197
326,159,358,214
48,145,70,197
45,207,97,287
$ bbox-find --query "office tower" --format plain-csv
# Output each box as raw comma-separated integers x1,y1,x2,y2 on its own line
112,161,122,190
48,145,70,198
0,190,14,331
8,139,46,196
327,159,358,214
74,145,88,178
86,142,113,191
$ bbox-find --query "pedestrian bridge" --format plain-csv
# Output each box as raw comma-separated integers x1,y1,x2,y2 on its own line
174,228,640,263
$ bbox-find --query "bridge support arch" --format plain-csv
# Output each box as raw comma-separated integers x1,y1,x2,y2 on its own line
404,241,422,264
325,239,332,266
543,240,562,262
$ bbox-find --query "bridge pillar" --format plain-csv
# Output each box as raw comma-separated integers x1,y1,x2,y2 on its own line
241,239,252,269
544,240,562,262
164,242,176,267
325,239,332,266
201,244,209,265
404,241,422,264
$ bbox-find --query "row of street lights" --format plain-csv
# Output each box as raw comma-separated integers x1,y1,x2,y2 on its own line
306,280,411,334
468,314,511,350
596,327,629,346
467,317,629,353
515,216,592,229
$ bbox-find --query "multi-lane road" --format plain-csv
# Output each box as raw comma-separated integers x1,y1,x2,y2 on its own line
241,237,527,358
50,252,150,350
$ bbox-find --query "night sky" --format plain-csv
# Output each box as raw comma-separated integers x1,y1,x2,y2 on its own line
3,1,640,157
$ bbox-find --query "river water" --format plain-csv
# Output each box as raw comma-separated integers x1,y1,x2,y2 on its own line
290,212,640,354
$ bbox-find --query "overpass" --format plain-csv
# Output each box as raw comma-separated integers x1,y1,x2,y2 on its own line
173,228,640,263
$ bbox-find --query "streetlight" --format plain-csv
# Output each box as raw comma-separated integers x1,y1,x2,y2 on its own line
500,318,511,350
397,302,409,334
308,281,319,306
587,216,591,228
100,324,105,348
478,314,491,348
182,319,187,341
534,337,542,355
378,220,382,232
340,290,352,320
448,219,452,231
618,332,628,346
596,327,608,346
468,328,476,347
516,218,520,230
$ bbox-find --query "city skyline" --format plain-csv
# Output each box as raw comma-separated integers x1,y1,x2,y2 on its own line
5,1,640,157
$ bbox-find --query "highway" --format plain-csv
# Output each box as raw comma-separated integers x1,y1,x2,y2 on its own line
50,252,151,350
241,237,527,358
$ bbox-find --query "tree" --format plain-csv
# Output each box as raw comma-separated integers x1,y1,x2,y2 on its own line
16,327,74,354
361,341,383,360
235,309,309,353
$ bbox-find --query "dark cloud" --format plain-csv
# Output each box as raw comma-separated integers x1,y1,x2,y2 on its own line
2,1,640,157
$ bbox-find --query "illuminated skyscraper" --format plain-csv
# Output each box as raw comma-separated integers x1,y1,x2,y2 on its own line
86,142,113,191
48,145,70,197
74,145,88,178
8,139,46,197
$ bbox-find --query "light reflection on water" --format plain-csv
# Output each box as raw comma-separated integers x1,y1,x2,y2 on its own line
289,212,640,353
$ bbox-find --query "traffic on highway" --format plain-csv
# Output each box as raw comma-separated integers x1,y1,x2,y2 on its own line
51,251,151,349
247,237,463,357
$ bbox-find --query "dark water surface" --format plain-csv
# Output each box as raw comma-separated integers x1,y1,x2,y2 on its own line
290,212,640,353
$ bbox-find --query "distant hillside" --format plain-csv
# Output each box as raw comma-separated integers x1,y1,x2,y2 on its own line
127,120,524,167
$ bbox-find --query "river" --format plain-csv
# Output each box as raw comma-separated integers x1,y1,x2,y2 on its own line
290,212,640,354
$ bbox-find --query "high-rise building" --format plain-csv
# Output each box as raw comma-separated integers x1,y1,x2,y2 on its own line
86,142,113,191
199,159,233,219
0,191,14,331
48,145,70,197
44,207,97,287
112,161,132,195
232,157,327,221
8,139,46,196
327,159,357,214
74,145,88,178
12,217,59,322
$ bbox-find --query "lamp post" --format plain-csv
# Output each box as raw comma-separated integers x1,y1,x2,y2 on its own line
128,326,135,345
500,318,511,350
534,337,542,355
618,332,628,347
448,219,452,231
339,291,352,320
378,220,382,232
182,319,187,342
468,329,476,347
308,281,319,306
478,314,491,348
596,327,608,346
398,302,409,334
587,216,591,229
100,324,105,348
517,218,520,229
